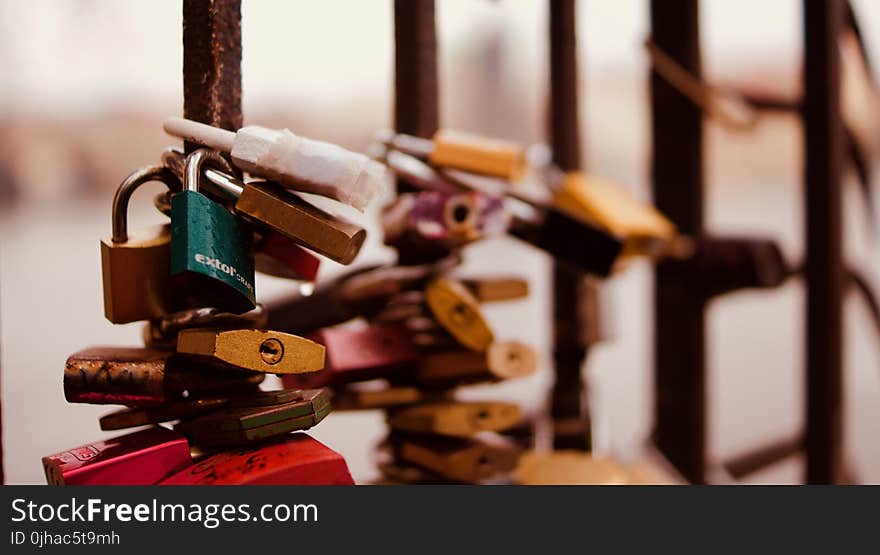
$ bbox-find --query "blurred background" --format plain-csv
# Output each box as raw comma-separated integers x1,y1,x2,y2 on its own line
0,0,878,484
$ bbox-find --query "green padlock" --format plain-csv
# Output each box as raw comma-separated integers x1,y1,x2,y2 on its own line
171,149,256,314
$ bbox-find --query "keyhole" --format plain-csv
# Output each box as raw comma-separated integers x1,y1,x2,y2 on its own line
451,203,470,223
449,303,472,326
259,338,284,365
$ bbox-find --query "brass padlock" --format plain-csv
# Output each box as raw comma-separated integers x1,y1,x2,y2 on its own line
332,386,427,411
554,172,677,257
391,434,521,484
163,148,366,265
383,129,526,180
176,328,325,375
414,341,537,389
387,401,521,437
460,276,529,302
101,165,182,324
424,277,494,352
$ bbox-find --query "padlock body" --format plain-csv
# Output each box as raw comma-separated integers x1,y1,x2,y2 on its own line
429,130,526,180
101,224,178,324
171,190,256,313
160,433,354,485
41,427,191,485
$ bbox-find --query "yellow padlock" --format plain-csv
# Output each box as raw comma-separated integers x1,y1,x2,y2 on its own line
176,328,324,375
424,277,494,352
554,172,677,257
388,401,521,437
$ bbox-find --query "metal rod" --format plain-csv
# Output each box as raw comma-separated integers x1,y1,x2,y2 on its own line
548,0,591,451
393,0,439,156
182,0,242,153
650,0,706,483
803,0,845,484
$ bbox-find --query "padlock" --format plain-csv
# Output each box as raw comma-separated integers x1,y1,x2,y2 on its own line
64,347,264,407
508,197,624,277
160,433,354,485
332,385,427,411
100,165,182,324
163,148,367,265
413,341,537,389
266,255,461,334
376,460,445,484
282,324,420,390
42,426,191,485
553,172,677,257
390,434,520,484
253,231,321,282
387,401,521,437
682,235,791,299
383,149,623,276
176,389,331,446
381,129,527,180
171,148,256,314
176,328,325,375
382,191,508,252
424,277,494,352
460,276,530,302
143,304,268,349
99,398,228,431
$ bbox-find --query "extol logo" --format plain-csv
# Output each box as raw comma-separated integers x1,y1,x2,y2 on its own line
194,253,254,293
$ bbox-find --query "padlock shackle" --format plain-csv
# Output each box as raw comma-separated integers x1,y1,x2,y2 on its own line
184,149,235,193
112,165,180,243
162,148,243,206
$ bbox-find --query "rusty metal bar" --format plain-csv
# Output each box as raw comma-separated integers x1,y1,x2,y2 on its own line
650,0,706,483
548,0,591,451
803,0,845,484
182,0,242,152
393,0,439,144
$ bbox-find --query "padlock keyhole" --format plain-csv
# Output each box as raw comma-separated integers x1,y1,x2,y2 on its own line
259,338,284,365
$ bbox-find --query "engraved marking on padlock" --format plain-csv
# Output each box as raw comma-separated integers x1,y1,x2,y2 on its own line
171,149,256,313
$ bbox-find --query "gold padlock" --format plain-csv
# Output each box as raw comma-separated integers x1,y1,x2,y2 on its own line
101,166,182,324
554,172,677,257
424,277,494,352
332,386,427,411
386,129,526,180
394,435,520,484
415,341,536,388
388,401,521,437
460,276,529,303
176,328,325,375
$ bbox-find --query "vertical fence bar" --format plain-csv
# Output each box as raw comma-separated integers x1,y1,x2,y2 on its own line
803,0,845,484
650,0,706,483
394,0,439,162
548,0,592,451
182,0,242,153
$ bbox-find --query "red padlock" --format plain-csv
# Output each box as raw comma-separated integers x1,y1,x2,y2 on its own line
42,426,191,485
282,324,421,389
160,433,354,485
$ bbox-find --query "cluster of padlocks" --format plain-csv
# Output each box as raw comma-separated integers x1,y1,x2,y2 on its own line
41,113,795,484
